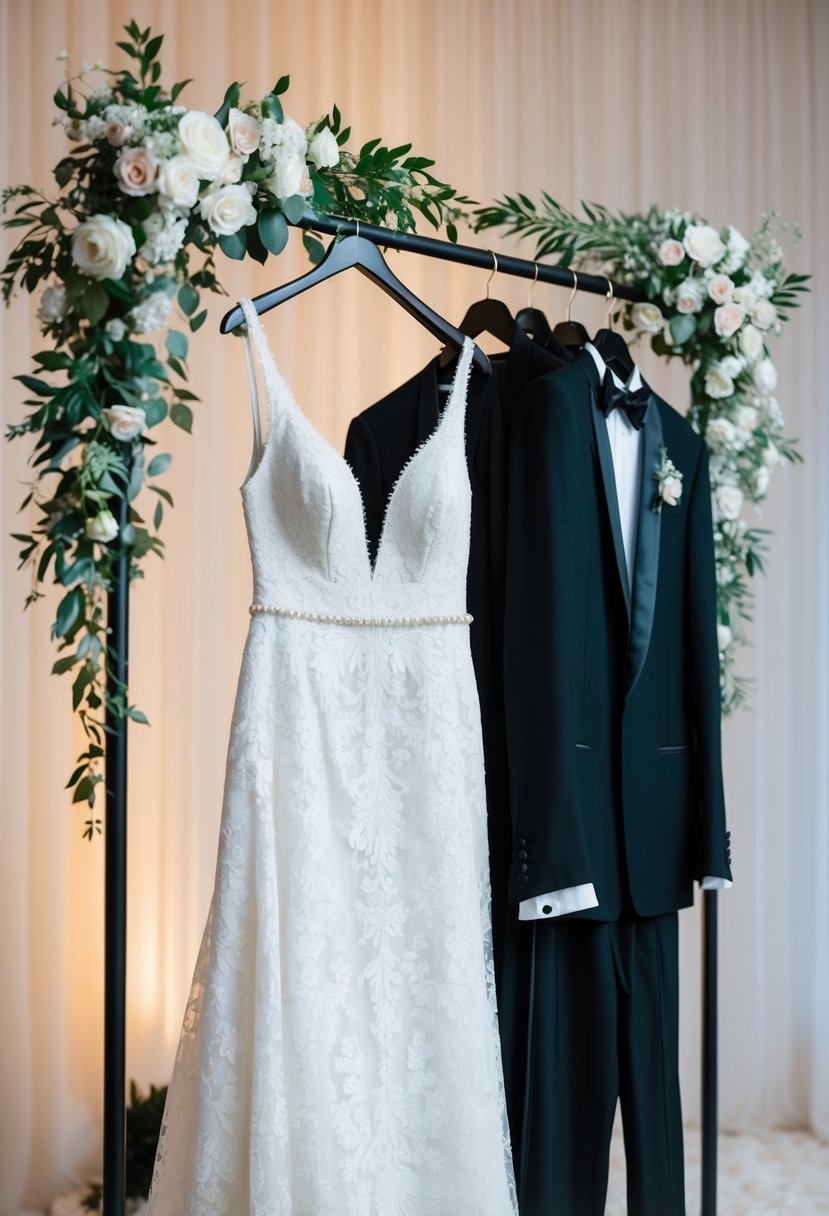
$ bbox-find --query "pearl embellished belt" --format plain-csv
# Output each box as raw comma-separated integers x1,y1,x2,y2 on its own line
249,603,473,627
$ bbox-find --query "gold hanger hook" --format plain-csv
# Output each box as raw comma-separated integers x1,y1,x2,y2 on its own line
565,270,579,322
605,276,616,330
528,261,540,309
486,251,498,299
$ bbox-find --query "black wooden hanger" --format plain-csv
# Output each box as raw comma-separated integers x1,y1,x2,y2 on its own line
221,230,492,376
515,261,557,348
592,277,635,379
552,270,591,350
438,251,515,369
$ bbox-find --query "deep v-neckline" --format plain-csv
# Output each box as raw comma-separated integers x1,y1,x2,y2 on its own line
239,299,474,584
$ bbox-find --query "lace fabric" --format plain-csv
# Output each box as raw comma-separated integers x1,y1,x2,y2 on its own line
146,306,517,1215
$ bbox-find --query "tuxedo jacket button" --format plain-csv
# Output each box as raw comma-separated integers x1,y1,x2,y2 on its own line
518,837,527,848
517,849,528,861
519,863,529,873
519,874,529,883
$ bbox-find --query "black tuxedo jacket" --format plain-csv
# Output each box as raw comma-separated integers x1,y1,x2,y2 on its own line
504,350,732,919
345,329,571,958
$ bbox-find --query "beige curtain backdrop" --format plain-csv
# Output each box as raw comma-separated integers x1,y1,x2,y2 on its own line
1,0,827,1209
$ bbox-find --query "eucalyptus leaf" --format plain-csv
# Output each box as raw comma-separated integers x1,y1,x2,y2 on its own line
170,402,193,433
218,228,248,261
178,282,199,315
147,453,172,478
258,209,289,256
282,194,306,225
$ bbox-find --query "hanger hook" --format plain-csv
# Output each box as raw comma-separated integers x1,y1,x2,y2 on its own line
528,261,539,309
486,250,498,300
566,270,579,322
605,276,616,330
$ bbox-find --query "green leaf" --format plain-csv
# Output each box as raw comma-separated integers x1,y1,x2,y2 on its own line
142,397,167,427
273,74,290,95
669,313,696,346
244,222,269,266
73,776,93,804
52,654,78,675
189,309,208,332
167,354,188,380
81,283,109,325
55,586,84,638
302,233,326,265
153,500,163,530
258,209,289,256
261,94,284,123
170,78,193,103
147,453,172,478
218,228,248,260
178,282,199,315
282,194,306,225
127,706,150,725
120,522,136,545
214,80,241,126
170,402,193,433
142,34,164,63
150,484,174,506
72,664,96,711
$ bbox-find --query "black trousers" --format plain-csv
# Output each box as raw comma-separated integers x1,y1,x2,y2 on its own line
502,910,685,1216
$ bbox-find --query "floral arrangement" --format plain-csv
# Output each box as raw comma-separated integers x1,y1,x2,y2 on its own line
476,196,808,711
2,21,470,830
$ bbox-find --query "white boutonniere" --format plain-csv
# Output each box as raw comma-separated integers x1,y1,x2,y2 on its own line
654,446,683,511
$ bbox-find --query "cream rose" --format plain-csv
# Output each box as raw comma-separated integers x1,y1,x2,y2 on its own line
113,146,158,196
676,277,705,314
307,126,339,170
735,405,759,435
157,155,201,208
85,508,120,543
705,417,739,453
268,150,306,200
198,182,257,235
177,110,230,179
739,324,764,363
631,301,664,334
661,475,683,507
103,404,146,440
72,214,136,281
106,121,132,147
216,155,245,185
713,301,745,338
707,274,734,305
731,285,757,312
227,107,261,160
37,284,68,324
657,238,684,267
704,363,735,400
753,357,778,395
752,298,777,331
683,223,726,268
715,484,744,521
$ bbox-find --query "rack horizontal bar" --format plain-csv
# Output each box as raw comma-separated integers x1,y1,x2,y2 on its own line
296,210,647,303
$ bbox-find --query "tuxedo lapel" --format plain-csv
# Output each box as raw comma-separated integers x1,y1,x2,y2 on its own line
625,399,664,697
577,354,631,618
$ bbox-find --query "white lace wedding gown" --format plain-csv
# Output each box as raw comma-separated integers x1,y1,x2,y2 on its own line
146,301,517,1216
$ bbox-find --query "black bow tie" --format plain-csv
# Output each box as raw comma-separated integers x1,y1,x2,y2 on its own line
599,368,652,431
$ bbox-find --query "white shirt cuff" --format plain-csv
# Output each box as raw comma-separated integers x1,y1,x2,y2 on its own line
700,876,733,890
518,883,599,920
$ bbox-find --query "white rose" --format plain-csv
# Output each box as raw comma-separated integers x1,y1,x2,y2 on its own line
105,318,127,340
721,225,751,273
103,404,146,440
307,126,339,170
715,484,744,521
661,475,683,507
676,277,705,314
739,323,764,363
85,508,120,543
177,110,230,179
720,355,743,378
72,213,136,281
704,364,735,400
113,145,158,196
751,466,771,498
198,182,257,235
216,155,245,185
713,301,746,338
157,155,201,208
753,357,778,395
762,443,781,468
732,285,757,312
705,417,739,453
657,238,684,267
267,150,306,200
707,274,734,305
37,284,68,323
631,301,664,334
735,405,759,435
275,115,307,156
752,298,777,331
683,223,727,268
717,624,733,652
106,121,132,146
227,107,260,160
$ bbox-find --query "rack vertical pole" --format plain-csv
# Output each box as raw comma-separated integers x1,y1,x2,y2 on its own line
701,890,718,1215
102,484,129,1216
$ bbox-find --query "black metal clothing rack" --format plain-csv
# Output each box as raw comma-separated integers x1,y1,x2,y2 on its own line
101,213,719,1216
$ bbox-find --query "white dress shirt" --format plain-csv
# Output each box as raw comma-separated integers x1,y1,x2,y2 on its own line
519,344,730,922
